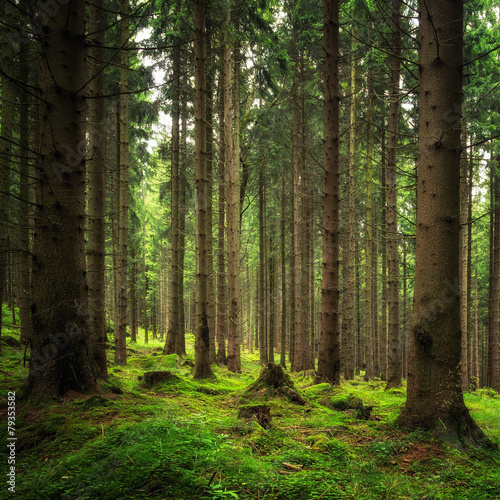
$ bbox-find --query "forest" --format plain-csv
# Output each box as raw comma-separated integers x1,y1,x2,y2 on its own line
1,0,500,498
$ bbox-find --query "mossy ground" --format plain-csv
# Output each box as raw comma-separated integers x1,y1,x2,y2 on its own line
1,310,499,499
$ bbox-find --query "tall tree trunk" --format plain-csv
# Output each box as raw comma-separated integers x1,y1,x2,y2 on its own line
280,168,287,368
193,0,213,379
24,0,99,397
164,0,182,356
259,162,268,364
399,0,492,447
489,157,500,390
459,137,469,390
298,58,310,371
316,0,340,384
380,135,388,380
364,64,374,382
87,0,108,376
0,1,14,348
178,104,188,355
473,263,479,388
268,231,276,363
385,0,402,389
130,245,137,342
290,48,301,371
226,10,241,373
216,55,227,365
18,16,32,345
114,0,130,365
344,40,356,381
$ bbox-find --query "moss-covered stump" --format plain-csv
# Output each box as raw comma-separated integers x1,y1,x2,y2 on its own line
140,371,180,388
321,393,374,420
242,363,305,405
238,404,272,429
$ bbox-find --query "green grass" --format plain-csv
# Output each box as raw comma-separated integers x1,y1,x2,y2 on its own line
1,311,499,499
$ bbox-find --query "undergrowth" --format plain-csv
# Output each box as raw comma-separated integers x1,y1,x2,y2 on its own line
1,311,499,499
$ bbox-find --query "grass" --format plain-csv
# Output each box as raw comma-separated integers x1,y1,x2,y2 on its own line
1,309,499,499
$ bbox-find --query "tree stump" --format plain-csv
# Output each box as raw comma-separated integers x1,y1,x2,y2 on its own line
243,363,305,405
140,371,180,388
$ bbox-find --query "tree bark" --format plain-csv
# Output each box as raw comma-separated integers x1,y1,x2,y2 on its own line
193,0,213,379
0,1,14,348
24,0,99,397
459,136,469,390
216,53,227,365
164,0,182,356
114,0,130,366
316,0,340,385
18,12,33,345
399,0,493,448
87,0,108,376
344,39,356,381
489,157,500,391
226,8,241,373
364,62,374,382
385,0,402,390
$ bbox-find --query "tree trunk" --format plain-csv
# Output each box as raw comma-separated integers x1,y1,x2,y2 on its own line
193,0,213,379
344,39,356,381
459,137,469,390
399,0,492,448
114,0,130,366
216,53,227,365
18,16,32,345
364,62,374,382
259,163,268,364
298,58,310,371
385,0,401,390
280,168,287,368
0,1,14,348
489,157,500,391
316,0,340,385
380,135,388,380
24,0,99,398
164,0,182,356
226,11,241,373
87,0,107,376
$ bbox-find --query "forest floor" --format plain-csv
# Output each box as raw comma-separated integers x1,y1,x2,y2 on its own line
1,314,500,499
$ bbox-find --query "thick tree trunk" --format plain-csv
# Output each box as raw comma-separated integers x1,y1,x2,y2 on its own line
24,0,99,398
385,0,401,390
193,0,213,379
399,0,492,448
316,0,340,385
87,0,107,376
